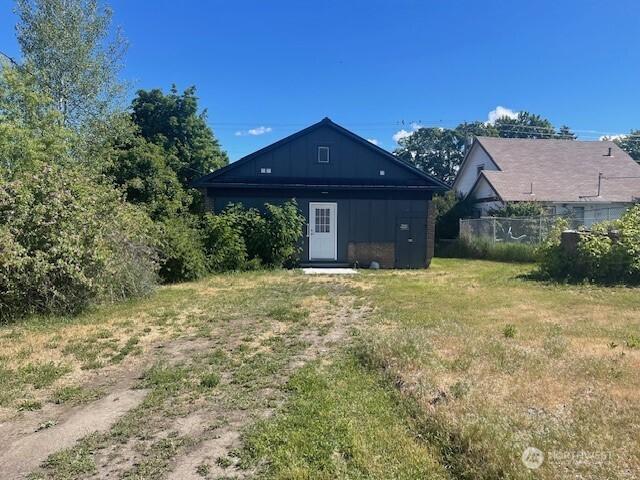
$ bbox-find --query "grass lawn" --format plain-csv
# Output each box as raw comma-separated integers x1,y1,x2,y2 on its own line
1,259,638,479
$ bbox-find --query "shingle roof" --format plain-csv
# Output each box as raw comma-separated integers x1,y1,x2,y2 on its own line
473,137,640,203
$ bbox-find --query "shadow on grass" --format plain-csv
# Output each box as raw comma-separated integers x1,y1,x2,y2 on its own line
516,268,640,288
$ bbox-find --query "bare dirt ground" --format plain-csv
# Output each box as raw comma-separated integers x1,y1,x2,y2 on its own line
165,296,369,480
0,274,368,479
0,389,148,478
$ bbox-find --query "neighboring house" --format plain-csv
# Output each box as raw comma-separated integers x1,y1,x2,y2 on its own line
193,118,449,268
453,137,640,226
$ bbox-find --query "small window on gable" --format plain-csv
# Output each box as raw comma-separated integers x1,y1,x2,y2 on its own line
379,170,385,176
318,146,330,163
260,167,271,174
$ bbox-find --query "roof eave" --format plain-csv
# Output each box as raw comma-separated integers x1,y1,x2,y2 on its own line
464,171,505,203
202,182,446,191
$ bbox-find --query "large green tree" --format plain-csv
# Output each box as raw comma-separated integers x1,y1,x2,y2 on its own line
15,0,127,130
494,111,559,139
0,64,71,177
131,86,228,188
614,130,640,162
394,122,499,184
106,133,190,221
395,128,465,184
395,112,576,184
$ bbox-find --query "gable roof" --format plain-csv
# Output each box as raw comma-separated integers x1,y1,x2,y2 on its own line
192,117,449,190
465,137,640,203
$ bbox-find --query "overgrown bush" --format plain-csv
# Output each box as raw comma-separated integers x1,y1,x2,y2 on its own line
156,200,305,283
223,200,305,268
0,165,158,320
538,205,640,283
262,201,306,268
156,216,208,283
437,237,539,263
200,212,247,272
535,218,570,278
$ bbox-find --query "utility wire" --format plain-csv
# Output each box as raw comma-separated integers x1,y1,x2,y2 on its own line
210,119,640,141
3,50,638,145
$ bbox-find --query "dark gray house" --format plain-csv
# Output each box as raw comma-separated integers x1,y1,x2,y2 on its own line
193,118,448,268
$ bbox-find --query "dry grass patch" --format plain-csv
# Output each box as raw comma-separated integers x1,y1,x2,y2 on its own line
0,268,369,479
0,271,318,416
355,259,640,479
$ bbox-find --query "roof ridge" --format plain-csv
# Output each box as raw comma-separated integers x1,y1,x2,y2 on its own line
192,118,450,190
477,136,618,144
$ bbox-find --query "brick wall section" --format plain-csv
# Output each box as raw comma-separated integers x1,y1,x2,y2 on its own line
426,200,435,267
348,242,395,268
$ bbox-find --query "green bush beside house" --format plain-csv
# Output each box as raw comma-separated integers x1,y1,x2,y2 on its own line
157,200,306,284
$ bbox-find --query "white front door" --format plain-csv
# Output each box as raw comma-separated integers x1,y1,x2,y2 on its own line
309,202,337,261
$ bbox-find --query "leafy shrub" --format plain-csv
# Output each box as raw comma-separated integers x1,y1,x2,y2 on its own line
223,200,304,268
156,200,304,282
0,165,158,321
262,201,306,268
538,205,640,283
437,237,538,263
535,217,572,279
200,212,247,272
488,201,546,217
156,216,207,283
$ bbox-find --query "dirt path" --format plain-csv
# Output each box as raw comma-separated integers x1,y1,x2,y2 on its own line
0,389,148,478
0,335,214,479
165,295,369,479
0,277,367,480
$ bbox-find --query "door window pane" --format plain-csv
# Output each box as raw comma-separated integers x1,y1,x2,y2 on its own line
315,208,330,233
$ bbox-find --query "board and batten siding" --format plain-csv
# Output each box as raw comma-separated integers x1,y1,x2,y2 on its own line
219,125,417,184
195,118,448,268
210,192,432,268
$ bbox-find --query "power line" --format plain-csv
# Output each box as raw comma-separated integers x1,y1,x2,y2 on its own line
208,119,640,140
3,49,638,144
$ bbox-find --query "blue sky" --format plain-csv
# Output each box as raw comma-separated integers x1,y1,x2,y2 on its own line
1,0,639,160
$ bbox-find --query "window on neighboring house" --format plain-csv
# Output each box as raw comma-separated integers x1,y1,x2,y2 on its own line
318,146,330,163
260,167,271,174
573,206,585,223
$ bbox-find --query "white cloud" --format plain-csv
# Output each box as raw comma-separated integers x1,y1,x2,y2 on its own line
487,106,518,124
392,122,423,143
392,129,412,143
366,138,379,145
235,126,273,136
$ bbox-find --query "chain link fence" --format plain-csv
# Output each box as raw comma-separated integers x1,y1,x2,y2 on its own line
459,215,605,245
459,206,634,245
